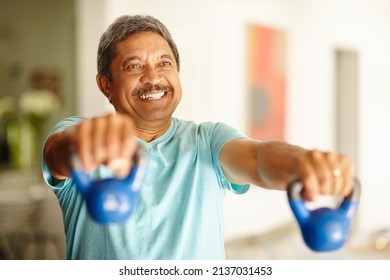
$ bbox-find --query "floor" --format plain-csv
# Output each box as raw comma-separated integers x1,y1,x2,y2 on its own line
225,223,390,260
0,169,66,260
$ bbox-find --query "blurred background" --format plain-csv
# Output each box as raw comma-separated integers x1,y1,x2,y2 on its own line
0,0,390,259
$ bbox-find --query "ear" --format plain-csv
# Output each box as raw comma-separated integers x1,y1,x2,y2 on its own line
96,74,112,102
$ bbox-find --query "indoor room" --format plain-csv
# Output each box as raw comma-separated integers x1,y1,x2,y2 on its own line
0,0,390,260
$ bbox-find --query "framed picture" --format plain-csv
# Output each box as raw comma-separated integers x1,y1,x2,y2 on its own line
247,24,286,140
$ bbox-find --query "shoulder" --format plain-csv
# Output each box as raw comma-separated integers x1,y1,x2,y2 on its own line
173,118,218,140
174,118,234,134
173,118,245,145
50,116,87,134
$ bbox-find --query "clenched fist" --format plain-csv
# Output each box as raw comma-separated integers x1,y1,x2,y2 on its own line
44,113,138,180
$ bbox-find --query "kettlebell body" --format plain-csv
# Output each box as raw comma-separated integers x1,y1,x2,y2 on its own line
288,179,360,252
71,146,147,224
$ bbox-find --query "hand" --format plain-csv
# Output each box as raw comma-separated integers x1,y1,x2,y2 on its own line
69,113,138,177
296,149,355,201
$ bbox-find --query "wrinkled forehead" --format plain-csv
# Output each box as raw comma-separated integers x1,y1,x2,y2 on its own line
114,32,176,61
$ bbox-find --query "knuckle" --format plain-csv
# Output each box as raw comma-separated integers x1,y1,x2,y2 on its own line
325,151,337,161
339,154,349,165
77,119,90,133
74,123,89,146
107,113,119,124
309,149,323,159
93,116,107,127
106,140,119,153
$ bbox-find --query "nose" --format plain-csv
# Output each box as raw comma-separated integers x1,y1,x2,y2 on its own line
140,66,162,85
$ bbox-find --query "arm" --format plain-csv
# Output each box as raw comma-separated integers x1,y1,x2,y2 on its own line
219,138,355,201
44,113,138,180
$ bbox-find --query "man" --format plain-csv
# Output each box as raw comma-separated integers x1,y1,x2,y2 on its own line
43,15,355,259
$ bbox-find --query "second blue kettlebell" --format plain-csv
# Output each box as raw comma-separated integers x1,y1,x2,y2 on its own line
288,178,361,252
70,146,147,224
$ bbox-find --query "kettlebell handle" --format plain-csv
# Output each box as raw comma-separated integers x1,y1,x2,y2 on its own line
69,144,148,195
287,177,361,203
69,144,148,224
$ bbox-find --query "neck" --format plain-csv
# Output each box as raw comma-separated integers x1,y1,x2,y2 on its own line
135,118,172,142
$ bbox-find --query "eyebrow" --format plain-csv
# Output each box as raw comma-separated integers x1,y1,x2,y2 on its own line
122,54,174,66
122,56,141,67
160,54,174,61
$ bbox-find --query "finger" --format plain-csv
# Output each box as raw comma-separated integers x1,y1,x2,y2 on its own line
105,114,137,176
297,153,320,201
325,152,341,194
332,156,346,195
309,150,332,195
330,153,354,196
106,157,132,178
119,117,138,161
75,120,94,172
339,155,355,197
91,116,108,165
105,114,124,161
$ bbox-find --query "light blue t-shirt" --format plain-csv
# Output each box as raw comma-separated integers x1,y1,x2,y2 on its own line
42,117,250,259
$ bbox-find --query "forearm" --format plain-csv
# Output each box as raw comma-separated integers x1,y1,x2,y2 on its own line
256,140,307,190
220,138,307,190
44,129,74,180
256,139,355,200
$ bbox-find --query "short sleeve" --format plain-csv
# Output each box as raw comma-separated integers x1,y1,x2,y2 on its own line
41,116,86,193
208,122,250,194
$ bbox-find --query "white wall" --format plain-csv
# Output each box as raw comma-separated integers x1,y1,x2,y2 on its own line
208,0,298,239
76,0,390,241
288,0,390,240
75,0,113,118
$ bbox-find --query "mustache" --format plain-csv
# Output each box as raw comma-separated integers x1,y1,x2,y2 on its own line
131,84,174,96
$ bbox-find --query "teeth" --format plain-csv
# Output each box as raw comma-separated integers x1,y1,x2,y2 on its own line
139,92,165,100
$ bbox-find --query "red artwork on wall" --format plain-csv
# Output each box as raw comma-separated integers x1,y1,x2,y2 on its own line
247,24,286,140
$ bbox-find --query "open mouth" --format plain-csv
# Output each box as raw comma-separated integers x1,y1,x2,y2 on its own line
133,84,173,101
138,91,166,100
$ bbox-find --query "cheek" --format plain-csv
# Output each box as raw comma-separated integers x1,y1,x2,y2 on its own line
173,79,182,97
112,94,134,114
109,84,133,108
113,78,138,97
168,74,181,91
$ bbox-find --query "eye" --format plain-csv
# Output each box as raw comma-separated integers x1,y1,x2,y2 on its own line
159,61,173,69
126,64,142,70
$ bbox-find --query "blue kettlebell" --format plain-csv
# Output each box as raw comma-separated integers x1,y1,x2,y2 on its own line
288,178,361,252
70,146,147,224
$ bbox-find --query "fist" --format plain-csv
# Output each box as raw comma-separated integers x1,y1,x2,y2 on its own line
296,150,355,201
70,113,138,177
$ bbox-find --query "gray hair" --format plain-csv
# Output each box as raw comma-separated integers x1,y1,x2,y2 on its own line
97,15,180,80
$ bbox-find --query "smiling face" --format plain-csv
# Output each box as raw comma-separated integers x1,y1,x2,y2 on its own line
97,31,182,130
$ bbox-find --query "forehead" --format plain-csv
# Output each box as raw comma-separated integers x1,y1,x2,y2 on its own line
115,31,173,57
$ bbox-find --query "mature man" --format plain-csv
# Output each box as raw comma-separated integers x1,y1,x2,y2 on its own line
43,15,354,259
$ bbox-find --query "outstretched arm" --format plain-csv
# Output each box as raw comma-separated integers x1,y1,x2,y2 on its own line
219,138,355,201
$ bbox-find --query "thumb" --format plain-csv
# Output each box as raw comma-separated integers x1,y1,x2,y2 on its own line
106,157,132,178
